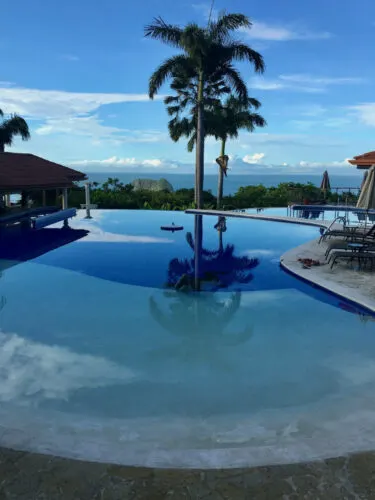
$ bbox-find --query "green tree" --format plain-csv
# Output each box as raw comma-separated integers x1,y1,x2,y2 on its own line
213,96,266,209
0,109,30,152
145,12,265,208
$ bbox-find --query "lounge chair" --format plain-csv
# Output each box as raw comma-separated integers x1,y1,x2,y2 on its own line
319,223,375,243
329,249,375,269
325,239,375,259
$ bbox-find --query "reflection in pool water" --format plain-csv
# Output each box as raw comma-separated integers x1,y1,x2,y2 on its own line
167,215,259,291
0,210,374,467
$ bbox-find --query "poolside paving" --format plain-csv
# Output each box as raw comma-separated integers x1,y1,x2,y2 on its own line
281,238,375,313
185,208,333,228
1,447,375,499
186,209,375,313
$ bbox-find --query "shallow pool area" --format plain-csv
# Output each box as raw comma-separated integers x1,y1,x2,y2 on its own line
1,209,375,468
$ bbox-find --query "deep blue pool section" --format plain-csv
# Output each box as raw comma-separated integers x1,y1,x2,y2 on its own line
0,209,371,318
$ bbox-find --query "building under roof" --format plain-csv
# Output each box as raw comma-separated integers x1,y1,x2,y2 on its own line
348,151,375,169
0,152,86,190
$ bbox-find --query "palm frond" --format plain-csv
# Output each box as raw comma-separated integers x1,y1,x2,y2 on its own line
221,65,249,101
247,97,261,109
148,54,191,98
144,17,182,47
166,105,181,116
164,95,179,105
226,42,265,73
187,134,196,152
168,116,194,142
210,13,251,41
2,115,30,141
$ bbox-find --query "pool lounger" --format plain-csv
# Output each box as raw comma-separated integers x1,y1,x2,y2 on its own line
328,249,375,269
319,224,375,243
31,208,77,230
325,240,375,258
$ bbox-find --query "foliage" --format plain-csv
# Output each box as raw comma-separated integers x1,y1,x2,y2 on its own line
64,179,359,211
0,108,30,152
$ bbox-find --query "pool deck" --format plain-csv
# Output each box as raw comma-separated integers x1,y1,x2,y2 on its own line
187,209,375,313
281,238,375,314
185,208,333,228
1,446,375,499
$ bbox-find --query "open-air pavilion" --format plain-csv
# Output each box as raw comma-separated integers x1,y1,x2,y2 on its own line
348,150,375,170
0,152,86,208
0,152,90,227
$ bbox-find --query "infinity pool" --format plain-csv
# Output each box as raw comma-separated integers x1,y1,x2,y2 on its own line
0,209,375,468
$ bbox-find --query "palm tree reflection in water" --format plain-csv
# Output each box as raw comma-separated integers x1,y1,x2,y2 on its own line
167,215,259,292
149,216,259,366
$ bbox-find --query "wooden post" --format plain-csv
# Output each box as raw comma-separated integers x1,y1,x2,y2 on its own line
84,182,92,219
62,188,68,209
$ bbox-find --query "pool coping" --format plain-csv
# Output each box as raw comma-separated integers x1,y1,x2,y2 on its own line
186,208,375,315
185,208,332,228
280,241,375,315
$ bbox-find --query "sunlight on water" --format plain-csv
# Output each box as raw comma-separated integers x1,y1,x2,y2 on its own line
0,210,374,467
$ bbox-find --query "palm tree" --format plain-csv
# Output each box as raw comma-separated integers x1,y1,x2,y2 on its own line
165,70,229,154
166,91,266,209
145,13,265,208
213,96,266,209
166,215,259,291
0,109,30,152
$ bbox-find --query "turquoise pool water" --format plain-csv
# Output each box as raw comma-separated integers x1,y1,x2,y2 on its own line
0,209,375,468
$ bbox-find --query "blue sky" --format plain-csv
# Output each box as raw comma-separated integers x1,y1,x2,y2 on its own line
1,0,375,175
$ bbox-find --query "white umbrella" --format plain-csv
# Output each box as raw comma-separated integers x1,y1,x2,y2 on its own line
357,165,375,209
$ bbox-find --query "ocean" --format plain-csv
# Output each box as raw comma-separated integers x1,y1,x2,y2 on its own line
86,172,363,196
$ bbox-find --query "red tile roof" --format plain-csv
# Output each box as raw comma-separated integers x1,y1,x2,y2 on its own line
348,151,375,168
0,153,86,190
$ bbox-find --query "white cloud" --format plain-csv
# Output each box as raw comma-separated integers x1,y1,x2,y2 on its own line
350,103,375,127
192,4,332,41
0,84,167,146
299,105,327,117
298,159,351,169
142,159,163,167
250,74,365,93
71,157,180,171
240,132,344,149
0,86,158,120
242,22,331,42
0,331,135,403
290,117,351,131
35,115,167,144
280,74,363,85
243,153,266,164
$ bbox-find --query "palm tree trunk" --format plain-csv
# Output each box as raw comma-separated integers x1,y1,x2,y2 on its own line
194,215,203,291
217,139,226,209
195,71,205,209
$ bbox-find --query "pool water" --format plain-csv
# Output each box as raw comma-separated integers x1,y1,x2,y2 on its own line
0,209,375,468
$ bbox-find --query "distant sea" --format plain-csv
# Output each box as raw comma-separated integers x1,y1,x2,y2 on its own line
86,172,364,196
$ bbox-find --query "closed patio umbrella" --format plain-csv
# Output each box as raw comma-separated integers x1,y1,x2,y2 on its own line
357,165,375,209
361,170,368,190
320,170,331,194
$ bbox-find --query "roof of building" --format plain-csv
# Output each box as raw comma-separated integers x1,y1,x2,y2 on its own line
0,153,86,190
348,151,375,168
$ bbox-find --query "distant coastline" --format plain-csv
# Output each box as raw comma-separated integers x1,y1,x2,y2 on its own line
85,172,363,196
